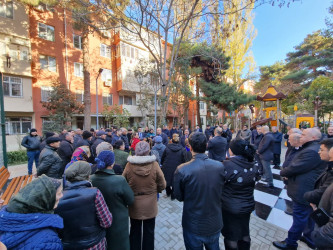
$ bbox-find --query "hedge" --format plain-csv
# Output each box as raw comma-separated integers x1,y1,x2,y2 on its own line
8,150,28,165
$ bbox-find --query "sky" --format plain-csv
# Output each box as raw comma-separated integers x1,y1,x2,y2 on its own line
252,0,332,70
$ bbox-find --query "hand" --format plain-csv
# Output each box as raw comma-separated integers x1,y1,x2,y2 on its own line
282,177,288,180
310,203,317,211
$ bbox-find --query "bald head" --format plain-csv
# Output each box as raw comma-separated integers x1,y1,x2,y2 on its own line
288,128,302,136
300,128,322,145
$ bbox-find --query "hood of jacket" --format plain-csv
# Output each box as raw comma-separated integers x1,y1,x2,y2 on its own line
153,143,165,150
127,155,156,176
0,207,63,249
229,156,254,170
167,143,183,152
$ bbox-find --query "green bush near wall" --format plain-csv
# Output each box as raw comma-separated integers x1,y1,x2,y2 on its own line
8,150,27,165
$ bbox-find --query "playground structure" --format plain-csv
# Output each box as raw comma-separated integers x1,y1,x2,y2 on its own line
255,85,286,128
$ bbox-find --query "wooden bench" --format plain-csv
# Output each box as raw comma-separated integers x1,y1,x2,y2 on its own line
0,166,33,206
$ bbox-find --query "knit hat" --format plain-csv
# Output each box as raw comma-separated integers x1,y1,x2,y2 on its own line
95,151,115,169
96,142,113,156
45,131,55,139
82,131,93,140
135,141,150,156
154,136,162,143
96,130,106,136
46,136,61,144
229,139,249,156
65,161,91,182
30,128,37,133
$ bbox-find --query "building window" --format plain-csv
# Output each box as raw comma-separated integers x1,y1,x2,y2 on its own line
119,95,133,105
20,47,29,60
76,90,84,103
3,76,22,97
100,44,111,58
101,69,112,82
9,46,18,60
103,93,113,105
199,101,205,110
73,34,82,49
40,55,56,72
38,23,55,41
5,117,32,135
41,86,52,102
200,117,204,126
0,1,13,19
74,62,83,77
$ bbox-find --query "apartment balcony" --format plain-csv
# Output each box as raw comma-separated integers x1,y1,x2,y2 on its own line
121,104,142,117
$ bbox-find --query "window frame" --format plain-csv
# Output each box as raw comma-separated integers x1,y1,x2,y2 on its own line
75,90,84,104
39,55,56,72
38,23,55,42
74,62,84,78
41,86,52,102
100,43,111,58
3,75,23,98
103,93,113,106
0,1,14,19
73,34,82,49
5,117,32,135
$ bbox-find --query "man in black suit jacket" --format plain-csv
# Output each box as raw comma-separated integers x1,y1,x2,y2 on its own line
273,128,325,250
181,129,190,148
222,124,232,157
207,127,227,162
258,125,275,187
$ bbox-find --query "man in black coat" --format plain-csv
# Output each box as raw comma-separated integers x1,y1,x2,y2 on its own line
105,129,113,144
258,125,275,188
271,126,283,168
253,126,264,174
162,125,170,138
156,127,169,146
120,128,130,152
21,128,42,175
207,127,227,162
273,128,326,250
91,131,107,157
222,124,233,158
304,138,333,206
204,125,212,141
57,132,74,170
173,132,225,249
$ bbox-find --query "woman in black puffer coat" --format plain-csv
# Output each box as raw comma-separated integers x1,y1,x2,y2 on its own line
161,133,190,199
222,139,259,250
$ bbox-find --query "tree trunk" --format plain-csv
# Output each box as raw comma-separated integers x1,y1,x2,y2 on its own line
196,76,201,128
82,34,91,130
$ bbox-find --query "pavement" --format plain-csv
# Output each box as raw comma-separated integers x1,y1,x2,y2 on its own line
7,162,311,250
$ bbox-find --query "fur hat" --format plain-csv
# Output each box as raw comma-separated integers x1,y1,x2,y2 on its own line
46,136,61,144
135,141,150,156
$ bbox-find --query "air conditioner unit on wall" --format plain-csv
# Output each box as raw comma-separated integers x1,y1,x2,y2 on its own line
104,80,112,87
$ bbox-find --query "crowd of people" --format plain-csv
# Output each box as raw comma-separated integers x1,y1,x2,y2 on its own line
0,123,332,250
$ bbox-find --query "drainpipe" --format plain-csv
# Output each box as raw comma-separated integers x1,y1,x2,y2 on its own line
64,9,69,89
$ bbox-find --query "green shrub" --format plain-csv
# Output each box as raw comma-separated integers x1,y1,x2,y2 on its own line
8,150,27,165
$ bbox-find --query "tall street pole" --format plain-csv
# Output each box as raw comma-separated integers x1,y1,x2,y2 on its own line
96,68,103,130
0,72,8,167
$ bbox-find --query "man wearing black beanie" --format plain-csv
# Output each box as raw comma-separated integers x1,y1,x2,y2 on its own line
21,128,42,175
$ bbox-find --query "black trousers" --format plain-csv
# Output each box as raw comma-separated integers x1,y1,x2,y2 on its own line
254,153,263,175
273,154,281,166
130,217,155,250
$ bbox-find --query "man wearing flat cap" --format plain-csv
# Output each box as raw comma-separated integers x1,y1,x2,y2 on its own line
92,130,107,157
37,137,63,178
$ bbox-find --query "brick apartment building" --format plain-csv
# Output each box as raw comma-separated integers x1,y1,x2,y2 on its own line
1,0,207,151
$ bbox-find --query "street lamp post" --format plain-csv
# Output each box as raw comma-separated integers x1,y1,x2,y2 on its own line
96,68,103,130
